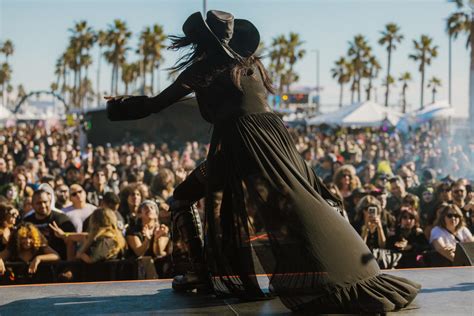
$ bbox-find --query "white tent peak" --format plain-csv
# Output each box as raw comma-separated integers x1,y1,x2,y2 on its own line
0,104,13,121
307,101,402,127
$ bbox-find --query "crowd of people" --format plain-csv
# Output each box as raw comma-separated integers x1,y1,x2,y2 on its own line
0,119,472,284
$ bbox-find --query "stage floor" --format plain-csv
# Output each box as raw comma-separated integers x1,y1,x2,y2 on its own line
0,267,473,315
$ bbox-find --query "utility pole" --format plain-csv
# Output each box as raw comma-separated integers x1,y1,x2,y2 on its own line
203,0,207,15
312,49,320,111
470,1,474,134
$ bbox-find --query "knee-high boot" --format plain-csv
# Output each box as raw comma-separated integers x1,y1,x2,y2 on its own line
171,200,209,292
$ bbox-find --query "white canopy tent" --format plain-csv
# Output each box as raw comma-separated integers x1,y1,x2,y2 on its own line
412,100,454,122
306,101,402,127
396,100,454,132
0,104,13,122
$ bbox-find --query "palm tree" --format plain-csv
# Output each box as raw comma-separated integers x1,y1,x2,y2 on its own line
268,35,287,98
447,0,473,131
382,75,396,107
378,23,404,107
268,33,305,100
398,72,412,113
409,35,438,109
80,54,93,107
364,55,381,101
149,24,166,94
1,40,14,63
104,20,131,95
0,63,12,107
348,35,371,102
95,30,107,106
72,21,95,107
447,12,469,105
427,77,442,103
284,32,306,92
121,62,140,94
16,84,26,104
331,57,351,107
1,40,14,107
138,26,152,94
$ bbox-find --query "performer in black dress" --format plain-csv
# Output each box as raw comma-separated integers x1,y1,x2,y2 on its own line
106,10,420,313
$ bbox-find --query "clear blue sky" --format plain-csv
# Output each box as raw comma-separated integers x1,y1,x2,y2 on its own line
0,0,470,115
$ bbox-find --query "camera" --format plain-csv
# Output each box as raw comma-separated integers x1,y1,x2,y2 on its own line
368,206,378,216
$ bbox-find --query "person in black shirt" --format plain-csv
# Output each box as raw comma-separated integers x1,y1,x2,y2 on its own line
386,210,429,268
22,189,76,260
0,158,13,187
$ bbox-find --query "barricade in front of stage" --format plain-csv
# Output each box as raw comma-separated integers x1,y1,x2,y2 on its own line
0,257,158,285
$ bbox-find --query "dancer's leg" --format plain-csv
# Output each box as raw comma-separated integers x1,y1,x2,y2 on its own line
171,161,208,291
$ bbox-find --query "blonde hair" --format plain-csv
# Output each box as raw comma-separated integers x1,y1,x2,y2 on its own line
15,223,47,252
80,208,126,259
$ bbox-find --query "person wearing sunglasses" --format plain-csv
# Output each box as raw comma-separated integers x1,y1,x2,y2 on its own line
63,184,96,233
386,210,429,268
0,203,20,252
430,204,473,263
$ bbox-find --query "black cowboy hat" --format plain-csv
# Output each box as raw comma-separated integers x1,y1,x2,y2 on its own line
182,10,260,59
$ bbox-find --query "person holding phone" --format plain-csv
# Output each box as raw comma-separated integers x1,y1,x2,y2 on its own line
356,195,387,250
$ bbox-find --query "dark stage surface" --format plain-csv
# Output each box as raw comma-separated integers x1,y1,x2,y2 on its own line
0,267,473,315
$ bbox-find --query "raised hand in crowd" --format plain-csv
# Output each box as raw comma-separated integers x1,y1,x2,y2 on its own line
154,224,169,239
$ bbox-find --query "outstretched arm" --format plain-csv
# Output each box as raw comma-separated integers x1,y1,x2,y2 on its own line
106,80,192,121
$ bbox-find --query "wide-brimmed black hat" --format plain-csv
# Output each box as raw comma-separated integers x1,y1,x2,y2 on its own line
182,10,260,60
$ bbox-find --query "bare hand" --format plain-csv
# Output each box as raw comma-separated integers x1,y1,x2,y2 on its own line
464,202,474,212
154,224,169,239
49,221,66,239
0,259,5,275
394,238,408,250
104,95,131,103
28,257,40,274
142,225,154,240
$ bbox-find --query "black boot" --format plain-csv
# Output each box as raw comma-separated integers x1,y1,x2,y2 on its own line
171,200,210,292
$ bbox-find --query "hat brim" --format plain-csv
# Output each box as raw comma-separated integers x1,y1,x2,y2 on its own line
182,12,260,59
229,19,260,57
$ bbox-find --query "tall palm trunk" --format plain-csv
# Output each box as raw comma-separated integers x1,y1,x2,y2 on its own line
420,52,426,109
470,10,474,134
339,83,344,107
448,34,452,106
350,79,356,104
114,66,119,95
141,55,148,94
151,57,156,94
366,70,374,101
2,84,5,108
384,46,392,107
96,48,102,106
402,84,407,113
83,66,89,109
110,63,116,95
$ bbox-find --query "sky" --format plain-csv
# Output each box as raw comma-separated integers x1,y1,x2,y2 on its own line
0,0,471,116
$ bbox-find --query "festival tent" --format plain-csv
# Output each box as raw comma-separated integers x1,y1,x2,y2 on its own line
411,100,454,122
0,104,13,122
396,100,454,132
306,101,402,127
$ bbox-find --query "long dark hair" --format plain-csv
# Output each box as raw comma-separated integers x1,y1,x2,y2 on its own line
168,35,275,94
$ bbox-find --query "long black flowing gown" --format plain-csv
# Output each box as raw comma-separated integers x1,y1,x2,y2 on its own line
153,60,420,313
